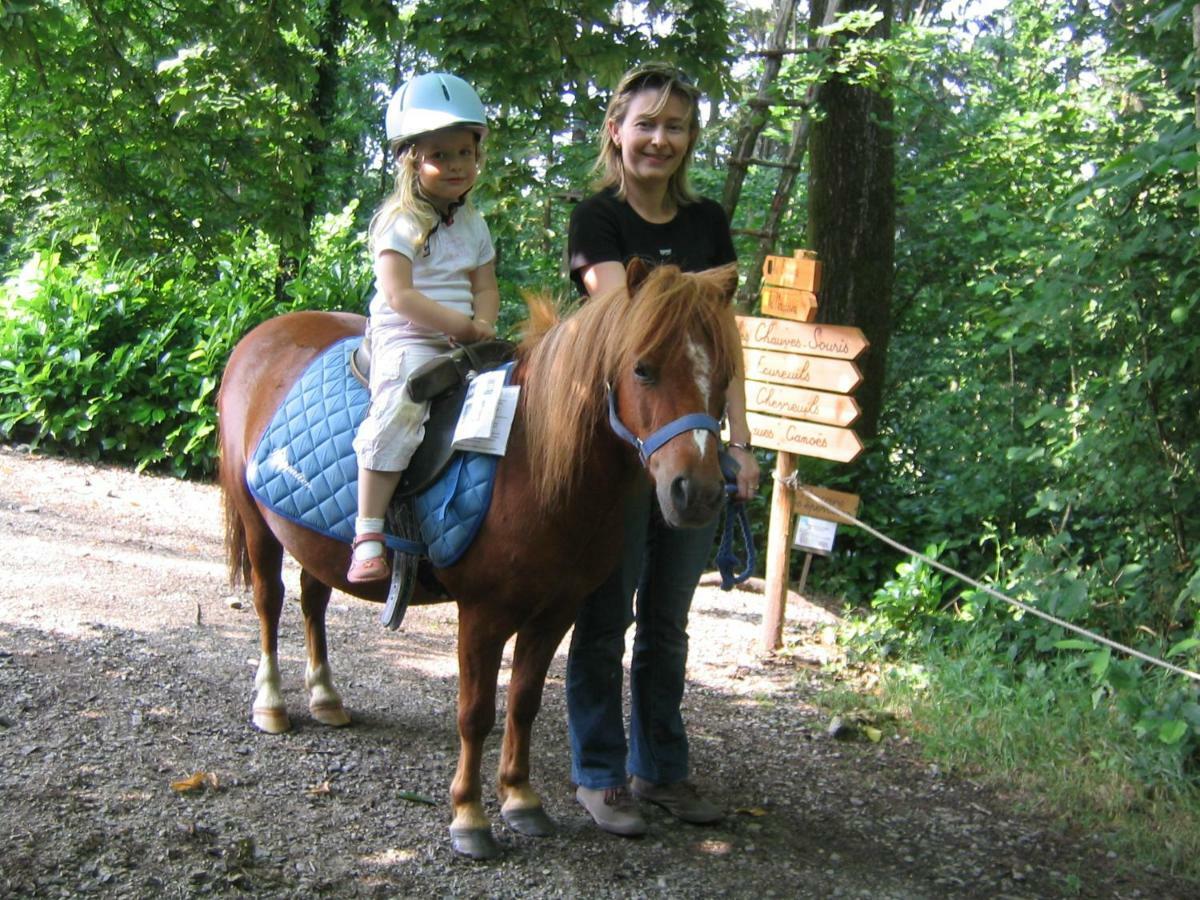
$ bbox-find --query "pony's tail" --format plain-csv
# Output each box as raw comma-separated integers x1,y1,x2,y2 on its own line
218,442,252,590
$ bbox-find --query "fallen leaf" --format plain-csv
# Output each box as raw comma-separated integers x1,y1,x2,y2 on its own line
170,771,219,793
307,780,333,796
734,807,768,817
395,790,437,806
864,726,883,743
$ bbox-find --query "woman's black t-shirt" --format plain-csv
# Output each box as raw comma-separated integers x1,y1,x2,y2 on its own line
567,188,736,295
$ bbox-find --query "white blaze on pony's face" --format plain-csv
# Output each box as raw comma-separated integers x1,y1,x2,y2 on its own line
686,335,714,457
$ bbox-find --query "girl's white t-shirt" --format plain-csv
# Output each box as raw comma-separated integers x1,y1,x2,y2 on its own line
367,205,495,340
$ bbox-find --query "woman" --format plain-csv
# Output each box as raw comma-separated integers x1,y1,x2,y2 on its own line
565,62,760,837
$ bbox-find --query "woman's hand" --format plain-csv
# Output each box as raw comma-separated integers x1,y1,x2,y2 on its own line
728,444,760,501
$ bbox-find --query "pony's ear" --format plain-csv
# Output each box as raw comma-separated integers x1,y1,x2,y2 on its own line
709,262,739,302
626,256,652,294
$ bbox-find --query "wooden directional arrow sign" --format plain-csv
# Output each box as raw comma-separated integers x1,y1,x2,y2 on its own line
736,315,869,361
745,379,860,427
745,412,864,463
742,348,862,394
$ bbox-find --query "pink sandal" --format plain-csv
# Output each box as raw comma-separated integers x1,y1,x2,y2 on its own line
347,533,391,584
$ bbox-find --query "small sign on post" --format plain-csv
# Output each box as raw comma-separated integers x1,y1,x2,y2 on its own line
793,516,838,555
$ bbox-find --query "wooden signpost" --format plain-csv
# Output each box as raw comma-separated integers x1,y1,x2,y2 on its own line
740,250,866,651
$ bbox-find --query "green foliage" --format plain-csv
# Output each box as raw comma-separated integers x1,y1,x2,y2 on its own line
0,209,371,477
842,544,952,656
815,0,1198,626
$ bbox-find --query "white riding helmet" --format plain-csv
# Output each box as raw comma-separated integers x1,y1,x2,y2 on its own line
385,72,488,146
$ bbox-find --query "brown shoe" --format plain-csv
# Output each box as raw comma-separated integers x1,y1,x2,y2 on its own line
630,776,723,824
575,785,647,837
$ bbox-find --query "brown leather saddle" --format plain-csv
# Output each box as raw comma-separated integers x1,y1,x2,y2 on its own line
350,337,517,498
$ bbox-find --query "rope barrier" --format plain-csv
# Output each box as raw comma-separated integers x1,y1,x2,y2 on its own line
778,473,1200,684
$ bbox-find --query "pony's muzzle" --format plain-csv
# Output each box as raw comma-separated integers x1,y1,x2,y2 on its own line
663,472,725,528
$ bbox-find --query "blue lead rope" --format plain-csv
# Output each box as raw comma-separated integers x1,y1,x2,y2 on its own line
715,450,756,590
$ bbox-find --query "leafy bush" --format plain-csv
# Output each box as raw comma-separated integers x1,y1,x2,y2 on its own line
0,209,371,477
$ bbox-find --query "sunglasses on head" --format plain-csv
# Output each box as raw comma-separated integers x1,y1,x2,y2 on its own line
622,63,697,91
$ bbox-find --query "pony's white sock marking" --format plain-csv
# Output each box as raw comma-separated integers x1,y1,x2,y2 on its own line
305,661,341,709
686,338,714,455
254,651,284,711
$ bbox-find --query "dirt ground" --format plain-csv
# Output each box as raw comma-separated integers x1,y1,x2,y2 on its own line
0,443,1195,899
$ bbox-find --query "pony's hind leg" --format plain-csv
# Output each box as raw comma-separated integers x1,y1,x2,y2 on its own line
497,610,576,837
299,568,350,727
246,528,291,734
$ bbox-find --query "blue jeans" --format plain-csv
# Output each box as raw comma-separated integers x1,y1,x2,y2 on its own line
566,485,719,789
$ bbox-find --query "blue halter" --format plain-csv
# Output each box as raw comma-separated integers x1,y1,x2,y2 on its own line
606,387,721,464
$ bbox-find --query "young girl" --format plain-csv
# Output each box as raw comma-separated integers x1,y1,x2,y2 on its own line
348,72,498,584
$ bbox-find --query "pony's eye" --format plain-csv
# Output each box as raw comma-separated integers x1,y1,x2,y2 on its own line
633,361,656,384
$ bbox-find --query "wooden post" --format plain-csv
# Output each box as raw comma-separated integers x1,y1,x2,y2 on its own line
761,451,797,651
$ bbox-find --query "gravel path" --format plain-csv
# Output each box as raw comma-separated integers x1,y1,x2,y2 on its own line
0,445,1194,898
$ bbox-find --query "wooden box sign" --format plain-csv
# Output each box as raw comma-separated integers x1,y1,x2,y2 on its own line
744,411,864,463
736,316,869,362
745,379,860,427
760,285,817,323
762,253,823,292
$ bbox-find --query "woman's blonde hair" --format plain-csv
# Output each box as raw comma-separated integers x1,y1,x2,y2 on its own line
592,63,703,208
368,132,482,257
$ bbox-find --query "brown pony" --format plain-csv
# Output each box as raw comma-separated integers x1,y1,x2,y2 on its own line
217,262,741,859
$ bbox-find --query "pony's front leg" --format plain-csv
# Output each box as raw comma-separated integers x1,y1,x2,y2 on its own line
497,613,576,837
449,606,506,860
299,569,350,727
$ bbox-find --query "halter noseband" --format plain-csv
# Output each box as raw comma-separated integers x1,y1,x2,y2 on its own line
606,387,722,465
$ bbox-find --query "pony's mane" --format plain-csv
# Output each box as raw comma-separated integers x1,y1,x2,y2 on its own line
519,264,741,509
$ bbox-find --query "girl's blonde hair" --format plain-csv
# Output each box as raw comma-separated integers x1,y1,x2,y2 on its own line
368,133,482,257
592,63,703,208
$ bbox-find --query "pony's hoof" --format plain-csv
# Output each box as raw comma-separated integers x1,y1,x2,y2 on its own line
309,702,351,727
502,805,556,837
449,826,502,860
252,706,290,734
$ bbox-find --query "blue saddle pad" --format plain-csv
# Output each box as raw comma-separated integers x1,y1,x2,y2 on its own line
245,337,503,568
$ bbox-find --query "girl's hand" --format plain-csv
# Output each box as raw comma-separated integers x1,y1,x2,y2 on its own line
470,318,496,342
449,317,493,345
728,444,760,500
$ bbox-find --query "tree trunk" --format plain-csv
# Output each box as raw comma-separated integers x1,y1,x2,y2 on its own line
806,0,895,441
